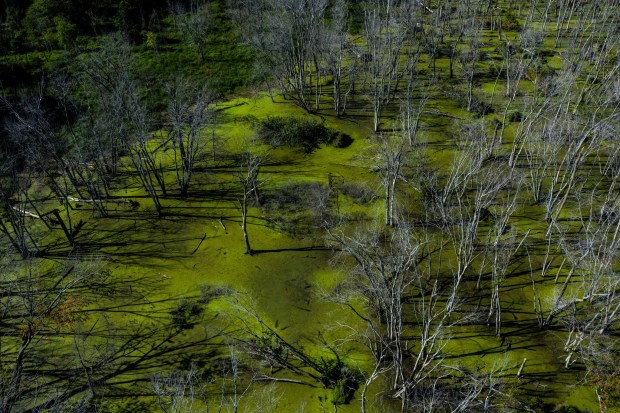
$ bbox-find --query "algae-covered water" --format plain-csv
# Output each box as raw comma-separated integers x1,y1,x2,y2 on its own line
3,7,617,407
33,93,595,412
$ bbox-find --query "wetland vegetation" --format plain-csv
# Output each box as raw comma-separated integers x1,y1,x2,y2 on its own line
1,0,619,411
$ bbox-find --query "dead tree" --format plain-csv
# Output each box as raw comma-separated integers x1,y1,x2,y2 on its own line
363,0,406,131
236,150,263,255
166,77,213,197
170,0,211,62
79,34,166,215
373,133,407,227
326,0,349,115
327,224,419,390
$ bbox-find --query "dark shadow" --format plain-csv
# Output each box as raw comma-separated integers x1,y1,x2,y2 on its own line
251,245,332,255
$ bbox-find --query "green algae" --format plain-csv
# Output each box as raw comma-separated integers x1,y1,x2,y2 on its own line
3,34,612,411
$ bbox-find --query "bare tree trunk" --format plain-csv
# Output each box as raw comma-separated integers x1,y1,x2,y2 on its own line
240,195,252,256
236,150,264,255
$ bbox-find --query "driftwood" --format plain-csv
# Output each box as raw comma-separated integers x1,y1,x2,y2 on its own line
65,197,138,208
517,358,527,379
253,376,317,387
67,196,100,203
11,206,40,219
425,109,466,120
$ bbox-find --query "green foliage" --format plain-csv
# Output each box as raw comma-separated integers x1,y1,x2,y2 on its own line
22,0,62,48
52,16,76,48
347,1,365,34
116,0,166,41
0,6,26,52
256,116,352,152
144,31,158,49
20,0,82,48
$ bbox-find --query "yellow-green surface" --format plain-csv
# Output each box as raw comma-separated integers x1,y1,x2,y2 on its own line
10,91,599,412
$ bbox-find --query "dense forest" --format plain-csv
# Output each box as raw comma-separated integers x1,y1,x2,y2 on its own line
1,0,619,411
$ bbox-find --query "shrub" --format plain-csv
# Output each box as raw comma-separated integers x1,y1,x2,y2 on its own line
262,181,330,212
198,284,233,304
443,85,494,117
507,110,523,122
330,366,361,406
261,181,332,235
170,299,204,330
470,97,494,117
339,183,376,205
327,131,354,148
256,116,352,152
502,13,522,31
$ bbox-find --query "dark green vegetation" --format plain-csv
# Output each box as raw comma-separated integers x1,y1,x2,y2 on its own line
256,116,353,152
1,0,619,412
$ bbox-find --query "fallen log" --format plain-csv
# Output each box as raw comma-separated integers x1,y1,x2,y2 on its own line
11,206,40,219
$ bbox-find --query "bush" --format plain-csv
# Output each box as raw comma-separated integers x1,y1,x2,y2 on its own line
261,181,332,235
443,85,494,117
502,13,522,31
327,131,354,148
507,110,523,122
330,366,361,406
256,116,352,152
262,181,330,212
198,284,233,304
170,299,204,330
339,183,376,205
469,97,494,117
